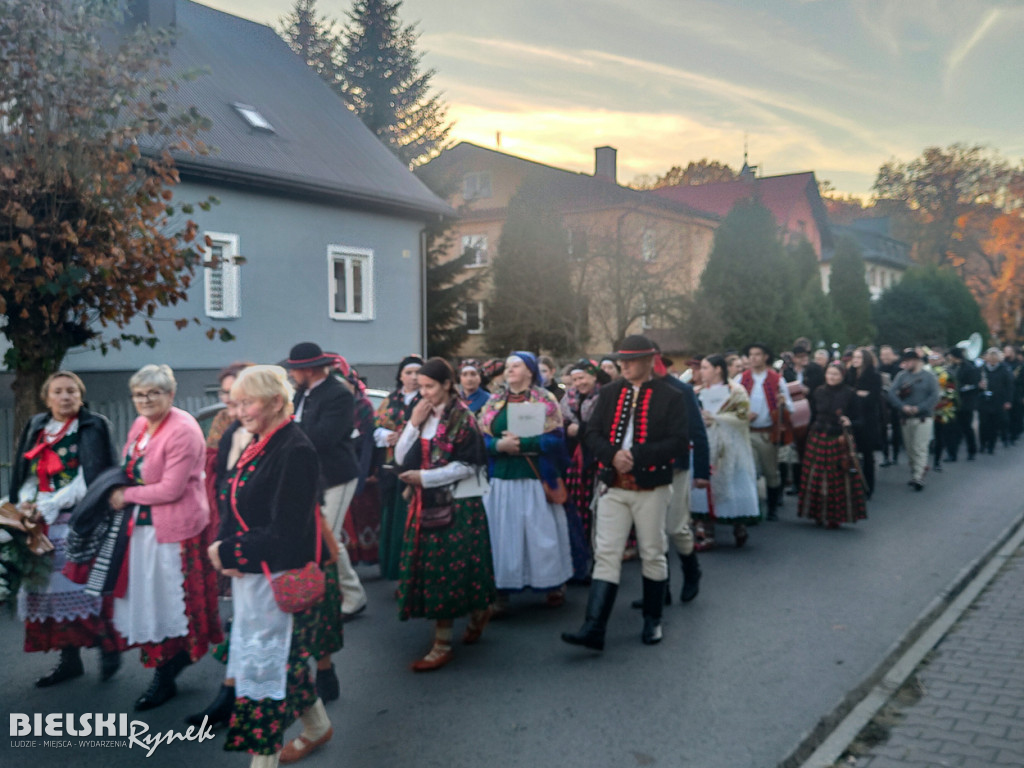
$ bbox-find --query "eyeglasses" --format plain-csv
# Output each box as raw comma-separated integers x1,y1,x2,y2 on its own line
131,390,167,402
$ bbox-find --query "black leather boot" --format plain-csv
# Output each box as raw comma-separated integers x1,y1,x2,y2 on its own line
641,578,667,645
631,572,672,609
679,552,701,603
766,486,780,521
316,664,340,702
35,646,84,688
99,649,121,682
186,683,236,728
561,579,618,651
135,650,190,711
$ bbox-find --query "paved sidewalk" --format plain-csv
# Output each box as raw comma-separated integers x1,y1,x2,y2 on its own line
846,545,1024,768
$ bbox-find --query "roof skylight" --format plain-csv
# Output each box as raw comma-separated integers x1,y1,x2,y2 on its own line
233,103,275,133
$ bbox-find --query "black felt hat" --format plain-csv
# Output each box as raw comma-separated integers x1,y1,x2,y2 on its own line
280,342,334,369
743,341,774,362
612,335,659,360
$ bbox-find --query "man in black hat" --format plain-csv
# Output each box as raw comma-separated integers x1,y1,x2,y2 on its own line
562,335,688,651
887,348,939,490
281,342,364,698
738,342,793,520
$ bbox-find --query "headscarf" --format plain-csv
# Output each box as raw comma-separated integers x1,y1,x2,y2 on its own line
569,358,610,385
507,351,540,384
395,354,424,389
459,358,489,387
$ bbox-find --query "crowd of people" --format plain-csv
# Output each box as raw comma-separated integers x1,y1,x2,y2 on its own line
2,333,1021,768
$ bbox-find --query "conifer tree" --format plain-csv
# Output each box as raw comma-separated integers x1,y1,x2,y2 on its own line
687,200,799,352
829,236,875,344
339,0,451,167
280,0,341,84
485,177,578,356
789,239,841,345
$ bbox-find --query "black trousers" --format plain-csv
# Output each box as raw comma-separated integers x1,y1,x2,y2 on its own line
978,409,1007,453
883,406,902,460
954,406,977,459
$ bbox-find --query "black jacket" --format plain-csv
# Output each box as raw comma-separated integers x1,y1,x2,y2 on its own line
810,384,862,438
979,363,1013,414
10,407,119,503
292,374,358,490
953,361,981,411
663,376,710,481
218,422,327,573
846,368,882,451
584,377,688,489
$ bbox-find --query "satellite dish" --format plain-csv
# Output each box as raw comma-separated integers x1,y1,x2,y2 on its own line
956,332,983,361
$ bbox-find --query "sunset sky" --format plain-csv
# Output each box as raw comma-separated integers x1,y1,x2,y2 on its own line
204,0,1023,197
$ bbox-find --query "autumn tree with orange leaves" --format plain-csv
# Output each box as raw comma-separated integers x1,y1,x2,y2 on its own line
0,1,219,433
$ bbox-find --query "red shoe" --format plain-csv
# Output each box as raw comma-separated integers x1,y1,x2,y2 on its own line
462,608,492,645
410,644,453,672
279,728,333,764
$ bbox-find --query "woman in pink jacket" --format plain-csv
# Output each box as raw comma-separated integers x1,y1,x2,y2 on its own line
108,364,223,711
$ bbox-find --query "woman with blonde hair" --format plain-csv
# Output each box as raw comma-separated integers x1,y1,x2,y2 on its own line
208,365,335,766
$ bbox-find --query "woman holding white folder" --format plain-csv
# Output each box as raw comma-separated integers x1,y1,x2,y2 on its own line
479,352,573,610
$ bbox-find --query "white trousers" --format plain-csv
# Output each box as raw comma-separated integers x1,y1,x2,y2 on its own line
592,485,671,584
321,479,366,612
665,469,694,556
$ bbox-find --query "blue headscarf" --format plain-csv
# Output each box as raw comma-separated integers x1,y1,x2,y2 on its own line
508,351,541,385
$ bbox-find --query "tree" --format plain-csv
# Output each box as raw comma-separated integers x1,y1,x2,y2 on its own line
872,265,987,349
631,159,737,190
279,0,341,83
789,239,841,345
686,199,799,353
485,177,578,356
983,212,1024,342
423,209,484,358
0,1,216,434
338,0,451,167
828,236,874,345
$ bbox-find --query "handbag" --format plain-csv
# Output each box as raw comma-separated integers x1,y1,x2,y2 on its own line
229,477,325,614
420,486,454,529
524,457,568,505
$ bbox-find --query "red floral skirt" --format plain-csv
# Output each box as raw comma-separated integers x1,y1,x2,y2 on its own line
342,480,381,566
118,532,224,667
25,596,119,653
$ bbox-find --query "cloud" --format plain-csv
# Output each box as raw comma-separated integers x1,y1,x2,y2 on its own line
944,7,1002,89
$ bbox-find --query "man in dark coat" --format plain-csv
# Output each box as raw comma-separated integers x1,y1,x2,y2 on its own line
562,335,688,651
978,347,1013,454
947,347,979,461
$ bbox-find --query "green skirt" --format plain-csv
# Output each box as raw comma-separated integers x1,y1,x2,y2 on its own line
378,483,409,581
397,497,497,620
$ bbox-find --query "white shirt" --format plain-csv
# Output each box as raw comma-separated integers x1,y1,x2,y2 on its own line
394,409,474,489
747,370,794,429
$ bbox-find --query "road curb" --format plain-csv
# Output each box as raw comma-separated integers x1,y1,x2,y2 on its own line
777,503,1024,768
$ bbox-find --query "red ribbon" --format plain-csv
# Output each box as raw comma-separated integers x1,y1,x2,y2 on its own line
23,418,76,492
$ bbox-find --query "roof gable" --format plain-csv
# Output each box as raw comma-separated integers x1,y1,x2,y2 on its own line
156,1,450,219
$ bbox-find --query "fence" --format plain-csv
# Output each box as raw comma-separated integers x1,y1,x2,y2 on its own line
0,394,217,499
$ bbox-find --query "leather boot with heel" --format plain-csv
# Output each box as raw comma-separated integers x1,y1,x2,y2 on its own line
641,577,667,645
561,580,618,651
679,552,701,603
36,646,84,688
186,683,236,728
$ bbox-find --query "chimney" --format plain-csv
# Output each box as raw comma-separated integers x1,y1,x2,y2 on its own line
594,146,617,184
129,0,177,28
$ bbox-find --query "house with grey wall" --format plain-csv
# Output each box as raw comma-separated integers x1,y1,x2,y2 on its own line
0,0,450,407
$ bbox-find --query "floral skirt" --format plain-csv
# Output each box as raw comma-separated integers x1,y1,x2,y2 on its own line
118,531,224,667
342,481,381,566
398,497,497,620
25,599,119,654
225,608,318,756
798,431,867,527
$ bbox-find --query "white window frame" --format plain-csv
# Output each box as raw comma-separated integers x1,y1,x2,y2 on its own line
642,228,657,262
328,245,375,321
461,235,489,268
203,232,241,319
463,300,484,334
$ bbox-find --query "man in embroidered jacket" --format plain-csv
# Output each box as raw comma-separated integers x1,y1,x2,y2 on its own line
562,335,688,650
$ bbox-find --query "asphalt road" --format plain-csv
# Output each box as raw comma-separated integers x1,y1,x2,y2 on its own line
2,445,1022,768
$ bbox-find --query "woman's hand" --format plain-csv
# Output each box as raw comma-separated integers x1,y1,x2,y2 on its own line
701,409,714,426
567,422,579,439
497,432,520,454
385,431,400,447
840,415,852,427
108,488,127,510
409,399,433,428
207,541,223,572
856,390,869,397
398,469,422,486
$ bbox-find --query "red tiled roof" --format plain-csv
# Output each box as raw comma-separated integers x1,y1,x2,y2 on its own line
651,172,816,223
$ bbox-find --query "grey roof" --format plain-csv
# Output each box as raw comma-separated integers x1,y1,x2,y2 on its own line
829,221,912,270
419,142,720,222
147,1,451,219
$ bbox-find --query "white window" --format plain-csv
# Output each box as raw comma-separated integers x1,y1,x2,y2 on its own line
328,245,374,321
203,232,241,319
642,228,657,262
463,172,492,200
462,235,489,268
463,301,484,334
233,103,275,133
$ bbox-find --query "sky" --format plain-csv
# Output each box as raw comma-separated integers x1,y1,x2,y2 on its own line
203,0,1024,197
